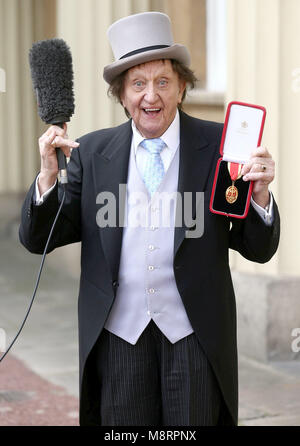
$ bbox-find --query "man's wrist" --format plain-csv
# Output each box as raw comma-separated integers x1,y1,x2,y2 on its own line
252,189,270,209
38,171,57,196
251,191,274,226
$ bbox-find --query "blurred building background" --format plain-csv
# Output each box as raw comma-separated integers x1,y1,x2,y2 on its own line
0,0,299,390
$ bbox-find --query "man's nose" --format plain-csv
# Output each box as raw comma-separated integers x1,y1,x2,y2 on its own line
144,84,158,103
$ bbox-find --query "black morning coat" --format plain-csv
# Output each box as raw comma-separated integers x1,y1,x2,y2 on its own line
19,111,280,425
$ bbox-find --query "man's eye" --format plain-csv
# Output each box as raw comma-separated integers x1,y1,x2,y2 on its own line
159,79,168,86
134,81,144,88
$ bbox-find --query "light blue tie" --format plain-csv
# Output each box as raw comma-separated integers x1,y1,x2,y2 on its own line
140,138,166,196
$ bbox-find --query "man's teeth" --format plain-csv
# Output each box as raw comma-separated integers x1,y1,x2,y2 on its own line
144,108,160,111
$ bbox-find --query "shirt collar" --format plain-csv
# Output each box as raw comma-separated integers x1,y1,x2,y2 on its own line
132,109,180,155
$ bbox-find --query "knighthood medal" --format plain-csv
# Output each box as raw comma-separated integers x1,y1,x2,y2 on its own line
225,162,243,204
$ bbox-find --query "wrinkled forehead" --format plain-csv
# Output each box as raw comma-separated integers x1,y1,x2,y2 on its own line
125,59,174,79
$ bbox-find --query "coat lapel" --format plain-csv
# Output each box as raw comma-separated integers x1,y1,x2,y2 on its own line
174,111,219,257
92,120,132,283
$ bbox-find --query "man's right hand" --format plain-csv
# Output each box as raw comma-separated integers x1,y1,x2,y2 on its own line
38,123,80,195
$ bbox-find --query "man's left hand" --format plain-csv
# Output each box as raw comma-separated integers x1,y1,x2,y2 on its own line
241,146,275,208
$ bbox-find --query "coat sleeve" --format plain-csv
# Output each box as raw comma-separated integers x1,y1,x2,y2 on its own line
19,146,82,255
229,197,280,263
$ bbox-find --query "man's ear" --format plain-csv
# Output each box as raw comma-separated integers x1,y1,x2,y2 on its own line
178,80,186,104
120,92,127,109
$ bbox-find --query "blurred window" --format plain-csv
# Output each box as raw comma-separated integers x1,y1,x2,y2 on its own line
206,0,227,92
151,0,227,92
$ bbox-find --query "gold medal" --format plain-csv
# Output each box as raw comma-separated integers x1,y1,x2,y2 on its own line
226,184,238,203
226,162,243,204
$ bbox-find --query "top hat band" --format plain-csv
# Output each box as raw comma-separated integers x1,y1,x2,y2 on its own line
119,44,170,60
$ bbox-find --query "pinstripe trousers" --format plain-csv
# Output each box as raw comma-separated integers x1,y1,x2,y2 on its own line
93,320,222,426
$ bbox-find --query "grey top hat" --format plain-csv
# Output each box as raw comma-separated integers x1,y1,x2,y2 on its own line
103,12,191,84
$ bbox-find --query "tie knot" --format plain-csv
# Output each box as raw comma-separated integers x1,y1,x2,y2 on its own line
140,138,165,155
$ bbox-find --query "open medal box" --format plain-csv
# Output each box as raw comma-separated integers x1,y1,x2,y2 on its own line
209,101,266,219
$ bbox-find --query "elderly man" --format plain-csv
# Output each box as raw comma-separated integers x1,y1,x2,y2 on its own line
20,12,280,426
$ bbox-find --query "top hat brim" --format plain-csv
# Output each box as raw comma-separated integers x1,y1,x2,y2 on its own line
103,44,191,84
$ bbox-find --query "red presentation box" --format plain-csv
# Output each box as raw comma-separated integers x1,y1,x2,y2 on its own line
210,101,266,219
